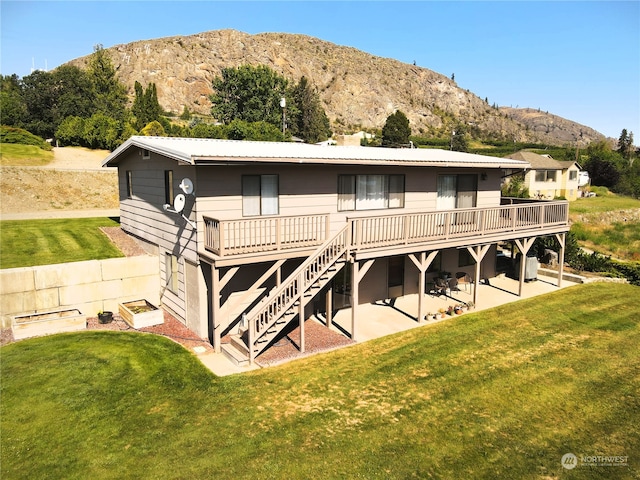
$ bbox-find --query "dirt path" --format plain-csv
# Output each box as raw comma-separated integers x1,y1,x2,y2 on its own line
1,147,119,218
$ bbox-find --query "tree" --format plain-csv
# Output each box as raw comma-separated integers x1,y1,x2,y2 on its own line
584,140,621,187
140,120,165,137
289,76,330,143
132,81,163,130
501,172,529,198
87,44,127,121
83,113,121,150
51,65,95,125
617,129,635,166
450,123,469,152
179,105,192,121
55,116,86,146
210,65,288,127
226,119,283,141
0,74,26,127
20,70,58,138
381,110,411,147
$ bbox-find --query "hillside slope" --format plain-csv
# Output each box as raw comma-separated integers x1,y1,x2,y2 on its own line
67,29,604,146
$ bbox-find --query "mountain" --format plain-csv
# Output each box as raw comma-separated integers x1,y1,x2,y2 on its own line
66,29,605,146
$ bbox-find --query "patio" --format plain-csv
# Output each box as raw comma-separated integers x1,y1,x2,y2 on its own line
328,273,578,342
199,272,579,375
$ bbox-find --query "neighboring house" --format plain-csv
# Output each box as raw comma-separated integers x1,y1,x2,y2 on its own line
103,137,570,364
505,151,581,201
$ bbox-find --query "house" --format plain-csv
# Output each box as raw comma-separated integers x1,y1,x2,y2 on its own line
505,151,582,201
103,137,570,364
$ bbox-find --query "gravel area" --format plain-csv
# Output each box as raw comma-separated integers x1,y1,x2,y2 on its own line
100,226,149,257
1,310,354,367
254,318,354,367
1,310,214,354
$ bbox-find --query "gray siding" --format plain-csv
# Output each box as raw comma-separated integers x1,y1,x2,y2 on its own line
117,150,198,321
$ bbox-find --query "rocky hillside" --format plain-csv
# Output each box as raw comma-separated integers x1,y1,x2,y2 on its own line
67,29,605,146
499,107,604,146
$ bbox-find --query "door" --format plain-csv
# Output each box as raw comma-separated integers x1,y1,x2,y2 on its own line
388,256,404,299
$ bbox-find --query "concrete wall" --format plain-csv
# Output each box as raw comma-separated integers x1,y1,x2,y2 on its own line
1,256,160,328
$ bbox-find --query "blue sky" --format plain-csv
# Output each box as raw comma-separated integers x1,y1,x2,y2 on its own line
1,1,638,140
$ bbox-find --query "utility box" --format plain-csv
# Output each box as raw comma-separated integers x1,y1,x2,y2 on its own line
525,255,538,281
516,254,539,281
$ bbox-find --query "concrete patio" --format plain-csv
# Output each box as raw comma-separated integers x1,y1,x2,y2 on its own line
197,272,579,376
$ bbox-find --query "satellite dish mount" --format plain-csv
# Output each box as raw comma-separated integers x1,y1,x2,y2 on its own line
163,178,196,228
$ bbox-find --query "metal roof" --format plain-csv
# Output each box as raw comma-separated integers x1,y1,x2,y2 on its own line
103,136,530,169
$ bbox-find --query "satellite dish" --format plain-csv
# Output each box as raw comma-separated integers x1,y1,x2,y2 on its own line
179,178,194,195
173,193,186,213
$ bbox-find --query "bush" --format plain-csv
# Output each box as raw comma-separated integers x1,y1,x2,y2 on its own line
55,116,86,146
0,125,52,150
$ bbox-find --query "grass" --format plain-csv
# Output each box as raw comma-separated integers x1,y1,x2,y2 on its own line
0,143,54,166
569,187,640,216
572,221,640,261
1,283,638,479
0,218,124,269
569,188,640,261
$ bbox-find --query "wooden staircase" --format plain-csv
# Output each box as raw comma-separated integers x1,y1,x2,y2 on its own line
221,224,351,365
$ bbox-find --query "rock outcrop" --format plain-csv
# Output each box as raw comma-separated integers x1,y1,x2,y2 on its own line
66,29,605,146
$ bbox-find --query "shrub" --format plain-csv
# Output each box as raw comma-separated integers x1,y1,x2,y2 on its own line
0,125,52,150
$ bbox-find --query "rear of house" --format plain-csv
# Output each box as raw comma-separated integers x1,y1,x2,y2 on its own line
104,137,570,364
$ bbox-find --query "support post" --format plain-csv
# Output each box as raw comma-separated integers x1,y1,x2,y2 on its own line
408,251,439,323
212,267,221,353
325,286,333,328
417,252,425,322
555,233,566,288
514,237,536,297
299,271,305,353
351,260,359,341
467,244,491,307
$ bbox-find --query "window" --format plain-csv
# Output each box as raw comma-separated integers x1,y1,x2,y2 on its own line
242,175,279,216
142,149,150,160
164,170,174,205
126,171,133,198
535,170,558,182
436,174,477,209
569,170,577,181
338,174,404,211
165,253,179,293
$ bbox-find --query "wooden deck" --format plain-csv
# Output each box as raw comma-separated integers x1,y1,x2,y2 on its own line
203,200,569,259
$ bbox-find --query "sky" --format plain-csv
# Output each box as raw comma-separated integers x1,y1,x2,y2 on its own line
1,1,639,140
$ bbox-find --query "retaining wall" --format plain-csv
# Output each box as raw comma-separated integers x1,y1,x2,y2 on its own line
1,256,160,329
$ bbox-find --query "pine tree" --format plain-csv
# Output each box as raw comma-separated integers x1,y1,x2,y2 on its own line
618,129,635,166
382,110,411,147
289,76,330,143
87,45,127,121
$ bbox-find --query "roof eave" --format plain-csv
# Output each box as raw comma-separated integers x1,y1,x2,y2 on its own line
192,156,529,169
102,136,194,167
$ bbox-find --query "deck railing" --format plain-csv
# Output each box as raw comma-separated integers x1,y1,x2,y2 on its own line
204,214,330,256
349,201,568,251
204,201,568,257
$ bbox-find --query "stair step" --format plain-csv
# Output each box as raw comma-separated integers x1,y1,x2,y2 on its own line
229,334,249,354
221,343,250,367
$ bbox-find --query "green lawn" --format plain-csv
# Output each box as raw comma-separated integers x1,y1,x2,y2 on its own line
0,143,54,166
569,189,640,261
1,283,638,479
0,217,124,269
570,187,640,216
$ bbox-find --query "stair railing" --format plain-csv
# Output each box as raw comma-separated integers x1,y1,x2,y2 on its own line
247,224,351,363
